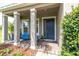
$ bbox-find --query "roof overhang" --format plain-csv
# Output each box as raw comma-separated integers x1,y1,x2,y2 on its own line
0,3,60,15
0,3,37,12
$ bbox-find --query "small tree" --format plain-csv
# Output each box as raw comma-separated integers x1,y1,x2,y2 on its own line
62,4,79,56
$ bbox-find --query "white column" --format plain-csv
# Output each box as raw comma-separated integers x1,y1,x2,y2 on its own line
30,8,37,49
21,20,24,34
58,3,64,55
2,14,8,43
14,11,20,45
38,18,42,36
38,19,40,35
28,20,30,33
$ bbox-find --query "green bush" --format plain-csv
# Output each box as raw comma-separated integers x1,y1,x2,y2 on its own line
62,4,79,56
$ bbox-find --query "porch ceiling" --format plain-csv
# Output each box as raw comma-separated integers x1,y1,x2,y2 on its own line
2,3,60,19
20,6,60,19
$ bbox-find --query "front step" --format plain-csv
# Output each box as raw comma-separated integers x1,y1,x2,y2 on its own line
37,42,59,55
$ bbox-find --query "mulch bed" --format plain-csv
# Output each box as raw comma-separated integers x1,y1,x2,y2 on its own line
0,43,37,56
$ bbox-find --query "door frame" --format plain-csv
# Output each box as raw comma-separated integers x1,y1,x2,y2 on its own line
42,16,56,41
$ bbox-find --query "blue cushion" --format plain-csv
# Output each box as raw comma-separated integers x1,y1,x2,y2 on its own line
21,32,29,40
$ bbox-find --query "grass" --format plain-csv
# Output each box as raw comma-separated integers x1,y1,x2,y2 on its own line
0,29,2,43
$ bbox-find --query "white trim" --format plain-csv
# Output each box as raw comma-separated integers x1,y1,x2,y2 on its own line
42,16,56,41
42,18,44,35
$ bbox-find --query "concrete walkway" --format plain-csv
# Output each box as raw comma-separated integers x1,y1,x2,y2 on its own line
36,51,57,56
36,42,59,56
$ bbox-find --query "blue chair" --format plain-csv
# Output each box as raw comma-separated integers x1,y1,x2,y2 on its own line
21,32,29,40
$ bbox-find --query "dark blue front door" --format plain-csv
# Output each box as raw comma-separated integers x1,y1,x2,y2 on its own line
44,18,55,40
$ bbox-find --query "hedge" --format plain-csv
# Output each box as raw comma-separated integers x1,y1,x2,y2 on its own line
62,4,79,56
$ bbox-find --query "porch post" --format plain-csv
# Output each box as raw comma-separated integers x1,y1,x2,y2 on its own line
58,3,64,55
14,11,20,45
38,18,42,36
21,20,24,34
2,14,8,43
30,8,37,49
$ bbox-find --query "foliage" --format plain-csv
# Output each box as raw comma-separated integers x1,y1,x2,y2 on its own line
40,35,45,39
0,48,12,56
62,4,79,56
12,50,24,56
0,30,2,43
0,48,24,56
0,25,2,30
3,48,12,53
8,23,14,33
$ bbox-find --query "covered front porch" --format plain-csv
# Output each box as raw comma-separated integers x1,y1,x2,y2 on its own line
1,3,63,55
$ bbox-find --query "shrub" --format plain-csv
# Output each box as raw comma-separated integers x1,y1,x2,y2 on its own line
62,4,79,56
0,48,12,56
12,50,24,56
3,48,12,53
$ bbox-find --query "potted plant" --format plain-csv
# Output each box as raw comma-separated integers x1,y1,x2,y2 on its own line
39,35,45,42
